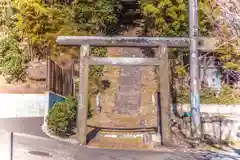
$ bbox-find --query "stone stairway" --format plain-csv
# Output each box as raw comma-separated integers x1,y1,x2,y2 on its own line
98,28,158,127
114,47,142,115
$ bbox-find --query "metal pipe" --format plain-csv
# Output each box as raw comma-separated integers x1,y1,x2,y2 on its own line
189,0,201,137
9,132,13,160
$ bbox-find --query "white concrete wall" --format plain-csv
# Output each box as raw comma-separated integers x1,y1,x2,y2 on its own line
0,93,48,118
178,104,240,115
0,131,13,160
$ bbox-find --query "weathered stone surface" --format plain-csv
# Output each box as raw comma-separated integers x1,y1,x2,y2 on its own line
139,66,158,114
99,29,158,116
26,60,46,81
113,47,142,115
100,65,120,114
179,114,240,142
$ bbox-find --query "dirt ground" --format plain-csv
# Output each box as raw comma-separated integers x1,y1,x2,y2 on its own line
87,136,151,150
0,76,46,94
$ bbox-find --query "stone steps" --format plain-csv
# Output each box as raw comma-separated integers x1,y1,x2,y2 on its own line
99,29,158,116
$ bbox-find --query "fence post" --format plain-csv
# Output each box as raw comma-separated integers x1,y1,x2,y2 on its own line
76,45,90,145
47,58,51,90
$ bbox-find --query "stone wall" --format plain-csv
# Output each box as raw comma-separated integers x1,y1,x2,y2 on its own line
176,104,240,142
181,115,240,142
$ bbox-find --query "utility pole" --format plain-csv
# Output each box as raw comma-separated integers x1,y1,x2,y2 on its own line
189,0,201,138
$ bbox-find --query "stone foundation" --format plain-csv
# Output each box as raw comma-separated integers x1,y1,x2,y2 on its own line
180,114,240,142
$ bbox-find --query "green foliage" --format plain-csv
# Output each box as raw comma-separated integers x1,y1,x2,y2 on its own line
46,96,77,136
198,0,221,36
12,0,118,89
89,47,107,93
139,0,240,92
199,0,240,71
0,0,24,82
139,0,214,36
0,0,14,30
71,0,119,34
13,0,119,57
176,85,240,104
216,39,240,71
0,34,24,83
74,47,107,94
139,0,217,84
139,0,187,36
13,0,68,57
174,65,187,77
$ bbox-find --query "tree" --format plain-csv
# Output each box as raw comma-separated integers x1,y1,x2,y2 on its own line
0,0,24,82
12,0,120,91
139,0,240,81
13,0,68,59
13,0,120,57
139,0,214,37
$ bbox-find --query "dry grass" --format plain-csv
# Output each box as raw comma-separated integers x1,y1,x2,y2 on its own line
0,75,46,94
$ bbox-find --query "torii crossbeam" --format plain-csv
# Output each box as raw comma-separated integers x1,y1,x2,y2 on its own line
56,0,200,145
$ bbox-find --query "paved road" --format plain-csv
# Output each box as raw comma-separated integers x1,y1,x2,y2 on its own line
0,132,240,160
0,118,240,159
0,117,48,137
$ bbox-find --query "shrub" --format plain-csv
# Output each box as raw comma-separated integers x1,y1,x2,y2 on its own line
176,85,240,104
46,96,77,136
0,34,25,83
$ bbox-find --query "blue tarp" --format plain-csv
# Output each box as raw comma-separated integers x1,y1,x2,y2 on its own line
48,92,65,109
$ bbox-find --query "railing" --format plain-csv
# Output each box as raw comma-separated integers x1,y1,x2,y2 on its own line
47,59,74,97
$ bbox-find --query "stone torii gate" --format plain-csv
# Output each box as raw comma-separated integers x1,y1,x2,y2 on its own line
56,0,200,146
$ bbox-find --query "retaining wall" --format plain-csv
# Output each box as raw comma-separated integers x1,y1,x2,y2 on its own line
0,92,65,119
175,104,240,142
177,104,240,115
